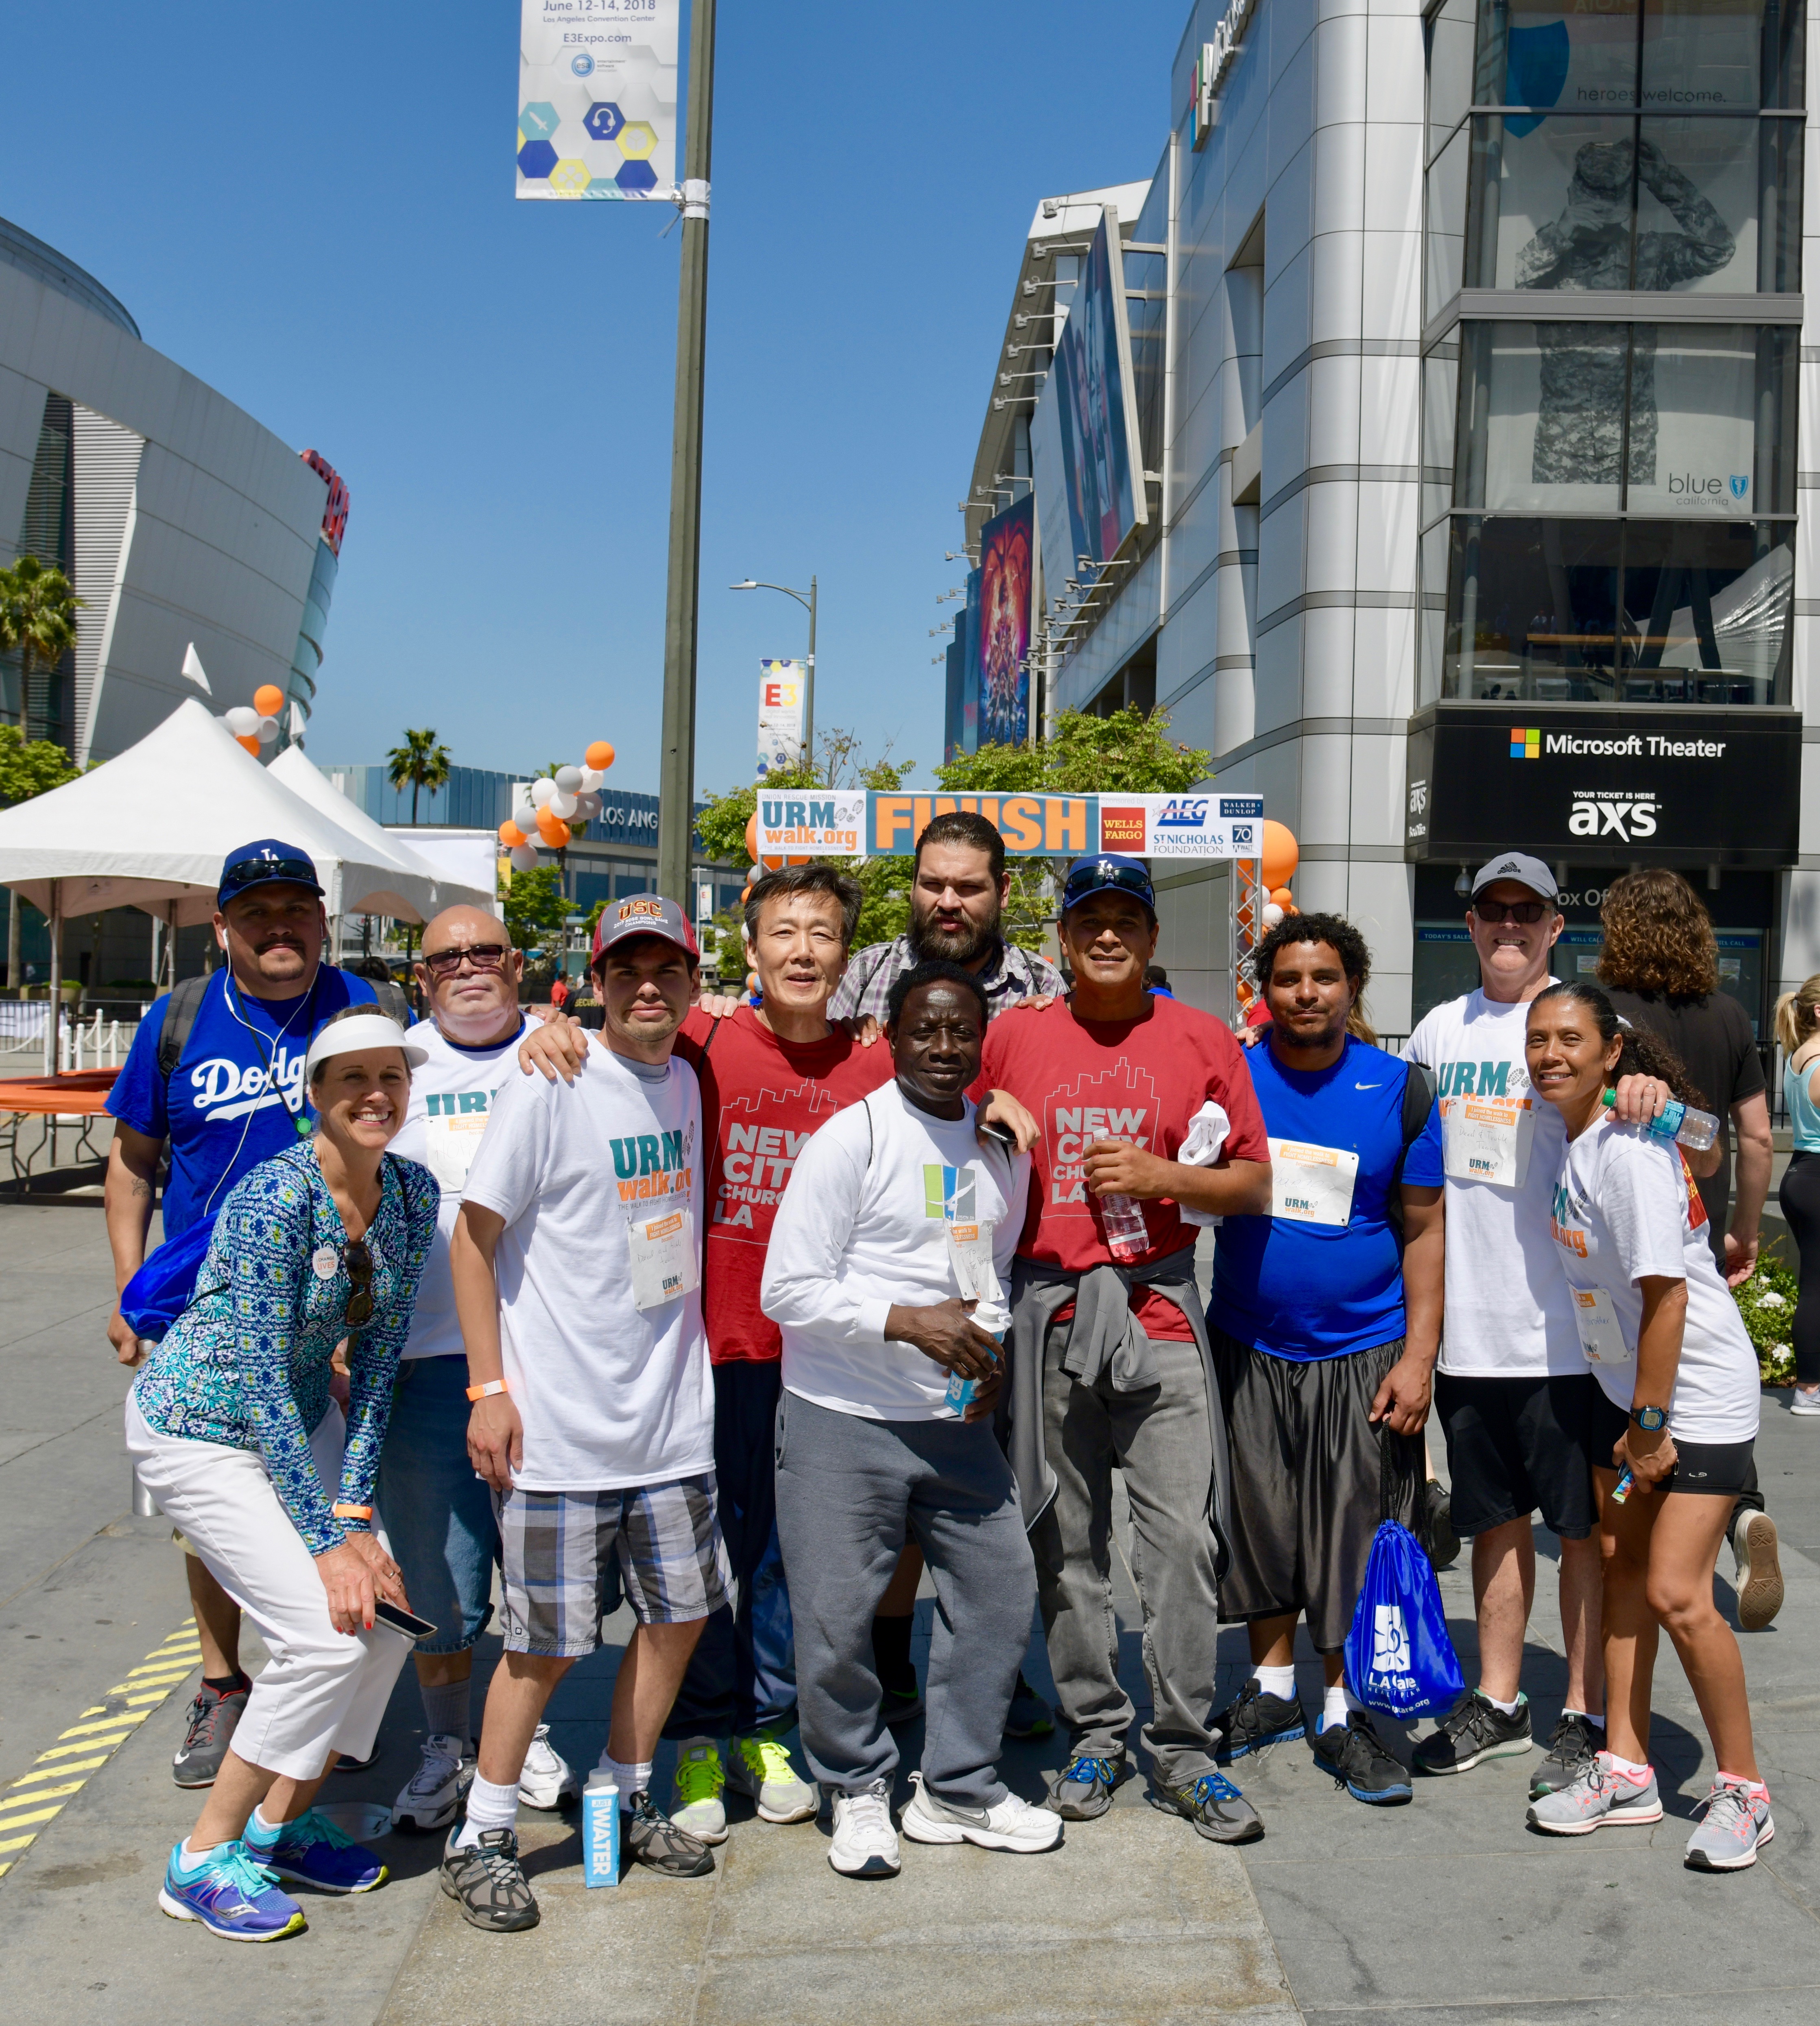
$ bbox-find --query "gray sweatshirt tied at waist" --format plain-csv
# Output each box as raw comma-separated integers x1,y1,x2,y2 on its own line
1003,1245,1232,1578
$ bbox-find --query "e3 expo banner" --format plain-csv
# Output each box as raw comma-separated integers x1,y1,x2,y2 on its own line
752,792,1264,862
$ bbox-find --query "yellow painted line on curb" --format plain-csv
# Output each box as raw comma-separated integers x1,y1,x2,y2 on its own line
0,1618,201,1886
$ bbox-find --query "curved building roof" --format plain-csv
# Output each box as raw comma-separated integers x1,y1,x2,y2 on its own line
0,215,138,340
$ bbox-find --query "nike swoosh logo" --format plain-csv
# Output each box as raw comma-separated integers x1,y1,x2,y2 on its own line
1355,1082,1383,1089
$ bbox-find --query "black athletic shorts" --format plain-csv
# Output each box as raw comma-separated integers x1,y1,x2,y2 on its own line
1434,1370,1598,1542
1586,1387,1757,1498
1213,1332,1423,1654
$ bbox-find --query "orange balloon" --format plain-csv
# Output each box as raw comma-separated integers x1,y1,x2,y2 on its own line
535,806,569,844
253,684,285,718
236,734,260,755
1269,885,1294,908
500,821,526,847
586,740,615,772
1260,820,1299,891
744,812,759,862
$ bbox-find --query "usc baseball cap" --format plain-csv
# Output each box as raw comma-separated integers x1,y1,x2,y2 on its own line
590,893,700,964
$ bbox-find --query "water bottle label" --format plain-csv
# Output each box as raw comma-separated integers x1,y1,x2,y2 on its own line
583,1784,620,1886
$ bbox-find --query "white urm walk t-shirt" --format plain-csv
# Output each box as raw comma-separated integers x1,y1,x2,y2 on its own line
1550,1118,1760,1445
1405,990,1579,1378
762,1082,1030,1419
389,1015,540,1361
461,1039,713,1489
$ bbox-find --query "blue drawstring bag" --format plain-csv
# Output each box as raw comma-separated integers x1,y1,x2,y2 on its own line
1345,1517,1466,1719
120,1214,218,1343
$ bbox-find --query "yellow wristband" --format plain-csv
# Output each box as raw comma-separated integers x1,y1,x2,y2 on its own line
466,1379,510,1402
332,1502,372,1521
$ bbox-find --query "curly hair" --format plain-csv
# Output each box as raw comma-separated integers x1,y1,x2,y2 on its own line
1252,912,1372,996
1596,869,1719,1000
1529,981,1710,1111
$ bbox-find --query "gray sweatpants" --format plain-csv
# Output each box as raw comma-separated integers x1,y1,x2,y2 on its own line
1031,1319,1223,1788
773,1389,1035,1808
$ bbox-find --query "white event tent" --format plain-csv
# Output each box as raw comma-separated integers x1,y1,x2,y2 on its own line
0,701,491,1071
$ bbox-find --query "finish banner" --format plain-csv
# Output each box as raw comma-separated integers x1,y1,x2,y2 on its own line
752,792,1261,861
517,0,678,201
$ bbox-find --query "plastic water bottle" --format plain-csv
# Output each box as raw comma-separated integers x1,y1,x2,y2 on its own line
582,1774,620,1887
947,1295,1009,1414
1602,1087,1719,1151
1101,1194,1149,1260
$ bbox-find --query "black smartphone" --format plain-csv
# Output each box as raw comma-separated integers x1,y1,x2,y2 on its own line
374,1598,439,1641
980,1118,1019,1151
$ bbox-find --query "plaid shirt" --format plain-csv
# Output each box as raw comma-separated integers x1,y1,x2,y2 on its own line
828,935,1067,1026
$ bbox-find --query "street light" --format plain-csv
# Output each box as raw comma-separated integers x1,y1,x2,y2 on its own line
731,575,817,763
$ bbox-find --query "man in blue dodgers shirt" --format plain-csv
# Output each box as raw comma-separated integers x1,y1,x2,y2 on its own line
1208,912,1445,1809
105,840,379,1787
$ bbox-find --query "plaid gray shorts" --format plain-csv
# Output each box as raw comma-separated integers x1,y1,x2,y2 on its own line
496,1476,731,1656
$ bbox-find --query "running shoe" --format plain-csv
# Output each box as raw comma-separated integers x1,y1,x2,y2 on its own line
440,1825,539,1932
393,1732,474,1832
1424,1480,1461,1571
671,1736,729,1843
1413,1690,1531,1775
159,1838,305,1943
1311,1713,1412,1805
1530,1713,1600,1799
517,1722,580,1810
243,1805,388,1893
1731,1511,1785,1632
828,1777,900,1878
726,1730,818,1823
1526,1753,1662,1835
1150,1768,1264,1844
171,1677,248,1789
1214,1678,1307,1763
1006,1674,1055,1740
625,1789,716,1877
900,1771,1063,1852
1047,1753,1125,1820
1685,1779,1775,1871
1791,1384,1820,1417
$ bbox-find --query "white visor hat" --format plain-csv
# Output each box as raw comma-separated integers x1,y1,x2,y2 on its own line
304,1013,429,1083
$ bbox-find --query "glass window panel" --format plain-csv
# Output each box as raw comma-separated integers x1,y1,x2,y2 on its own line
1475,0,1639,111
1621,517,1793,699
1424,346,1460,526
1753,324,1798,514
1457,319,1626,512
1642,0,1772,109
1761,0,1805,106
1419,520,1451,705
1429,0,1479,161
1632,124,1750,290
1445,516,1623,699
1625,323,1756,515
1757,118,1802,288
1469,116,1636,289
1426,122,1470,316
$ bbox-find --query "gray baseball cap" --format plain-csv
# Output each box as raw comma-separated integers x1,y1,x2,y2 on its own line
1471,852,1559,902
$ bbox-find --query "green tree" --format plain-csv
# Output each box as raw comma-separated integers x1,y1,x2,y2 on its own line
385,727,452,824
500,864,568,951
0,723,81,991
0,555,83,745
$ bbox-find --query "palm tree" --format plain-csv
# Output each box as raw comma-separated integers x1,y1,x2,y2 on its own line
385,727,452,824
0,555,83,747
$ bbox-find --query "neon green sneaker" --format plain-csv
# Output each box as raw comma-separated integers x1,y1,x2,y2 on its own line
727,1729,818,1824
671,1737,727,1844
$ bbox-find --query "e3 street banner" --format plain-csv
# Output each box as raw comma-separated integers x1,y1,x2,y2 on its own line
753,792,1263,861
517,0,677,201
756,661,806,778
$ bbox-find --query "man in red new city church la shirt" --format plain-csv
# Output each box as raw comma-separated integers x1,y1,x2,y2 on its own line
981,854,1273,1846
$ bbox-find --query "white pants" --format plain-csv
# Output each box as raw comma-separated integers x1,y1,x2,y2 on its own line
125,1395,412,1782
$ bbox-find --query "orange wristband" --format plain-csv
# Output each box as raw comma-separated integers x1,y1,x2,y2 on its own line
466,1379,510,1402
332,1502,372,1521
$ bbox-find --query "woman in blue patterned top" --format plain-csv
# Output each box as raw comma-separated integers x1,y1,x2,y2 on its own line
127,1006,439,1943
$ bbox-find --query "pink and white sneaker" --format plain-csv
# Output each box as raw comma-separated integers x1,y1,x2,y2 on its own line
1685,1779,1774,1871
1527,1752,1663,1835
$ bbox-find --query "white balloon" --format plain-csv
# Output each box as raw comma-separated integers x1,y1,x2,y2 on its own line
549,790,578,819
512,806,539,838
574,791,602,818
554,765,583,792
1261,902,1285,929
224,706,259,736
256,716,279,743
579,767,606,792
530,777,556,807
510,844,540,871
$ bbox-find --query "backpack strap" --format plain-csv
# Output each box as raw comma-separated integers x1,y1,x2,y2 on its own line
701,1014,721,1056
1395,1061,1436,1185
157,974,212,1082
368,977,412,1026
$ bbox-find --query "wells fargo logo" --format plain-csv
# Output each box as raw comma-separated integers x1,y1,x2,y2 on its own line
1099,806,1146,850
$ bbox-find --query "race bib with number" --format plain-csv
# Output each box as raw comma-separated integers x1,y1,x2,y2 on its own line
945,1220,1000,1302
626,1209,699,1312
422,1109,491,1194
1268,1139,1359,1226
1570,1286,1632,1365
1440,1092,1536,1189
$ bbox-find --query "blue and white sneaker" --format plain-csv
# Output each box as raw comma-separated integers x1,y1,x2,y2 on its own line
244,1805,388,1893
159,1839,306,1943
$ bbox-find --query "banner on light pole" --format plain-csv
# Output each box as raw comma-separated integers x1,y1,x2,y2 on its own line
756,659,807,777
517,0,679,201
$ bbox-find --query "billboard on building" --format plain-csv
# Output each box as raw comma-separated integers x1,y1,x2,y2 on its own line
975,495,1034,747
1030,205,1147,606
960,569,982,755
517,0,678,201
756,659,806,776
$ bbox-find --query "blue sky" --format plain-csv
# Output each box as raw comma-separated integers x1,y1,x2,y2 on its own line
2,0,1185,797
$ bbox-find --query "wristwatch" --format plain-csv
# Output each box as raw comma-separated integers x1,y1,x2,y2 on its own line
1629,1404,1669,1432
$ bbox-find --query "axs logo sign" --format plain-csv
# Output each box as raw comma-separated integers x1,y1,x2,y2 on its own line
1569,791,1658,841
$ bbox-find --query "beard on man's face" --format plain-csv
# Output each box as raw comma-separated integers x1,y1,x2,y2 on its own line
908,894,1001,966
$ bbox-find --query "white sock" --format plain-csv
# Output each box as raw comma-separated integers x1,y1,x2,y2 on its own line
598,1754,653,1811
1605,1751,1651,1782
1322,1681,1359,1731
455,1772,521,1849
248,1803,282,1838
1567,1708,1606,1731
419,1675,471,1745
1251,1664,1296,1700
1482,1691,1523,1719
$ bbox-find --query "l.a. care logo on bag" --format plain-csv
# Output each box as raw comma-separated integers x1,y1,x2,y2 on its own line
1371,1603,1412,1677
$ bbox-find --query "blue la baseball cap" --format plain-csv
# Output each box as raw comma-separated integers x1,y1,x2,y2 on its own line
217,838,323,908
1061,854,1156,917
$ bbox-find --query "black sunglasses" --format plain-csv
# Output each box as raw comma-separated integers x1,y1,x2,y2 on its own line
344,1239,373,1328
1062,863,1155,912
1472,897,1549,925
221,856,317,896
421,943,510,978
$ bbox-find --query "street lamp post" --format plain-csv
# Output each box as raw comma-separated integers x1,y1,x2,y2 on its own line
731,575,817,766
